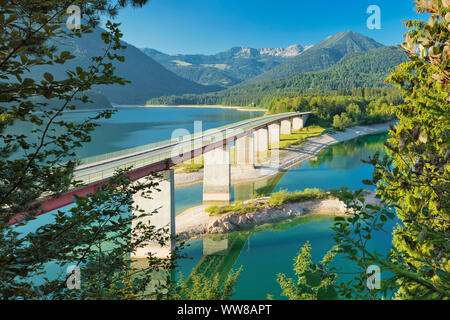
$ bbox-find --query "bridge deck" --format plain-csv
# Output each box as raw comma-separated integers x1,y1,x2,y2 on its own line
9,111,311,223
73,112,311,185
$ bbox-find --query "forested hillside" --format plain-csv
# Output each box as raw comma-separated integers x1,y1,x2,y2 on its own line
262,46,407,91
147,46,407,107
25,26,219,105
263,87,403,129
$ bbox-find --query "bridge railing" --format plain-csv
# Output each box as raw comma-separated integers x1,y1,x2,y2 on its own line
77,113,284,166
73,112,304,184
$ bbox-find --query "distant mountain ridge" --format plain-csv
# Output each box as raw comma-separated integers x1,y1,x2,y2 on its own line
26,30,396,108
258,44,314,57
140,44,311,87
25,25,218,105
221,44,312,58
246,31,384,83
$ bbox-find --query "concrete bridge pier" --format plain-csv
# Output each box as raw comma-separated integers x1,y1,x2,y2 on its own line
268,123,280,149
254,127,269,153
235,135,255,168
203,144,231,202
292,116,303,131
132,169,175,259
280,119,292,135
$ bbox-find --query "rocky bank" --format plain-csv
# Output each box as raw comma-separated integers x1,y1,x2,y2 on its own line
175,193,380,241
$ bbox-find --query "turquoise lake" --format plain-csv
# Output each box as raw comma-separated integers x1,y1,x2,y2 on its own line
12,107,395,299
175,131,395,300
58,107,265,159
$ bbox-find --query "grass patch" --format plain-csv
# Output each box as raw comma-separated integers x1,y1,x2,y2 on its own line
174,146,236,172
268,188,330,206
279,126,325,148
173,155,204,173
206,188,335,217
206,201,265,217
182,164,204,173
324,127,338,134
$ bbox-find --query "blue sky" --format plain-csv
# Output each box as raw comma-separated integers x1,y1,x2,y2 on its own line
112,0,421,55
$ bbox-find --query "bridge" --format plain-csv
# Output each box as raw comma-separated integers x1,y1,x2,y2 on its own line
12,111,311,258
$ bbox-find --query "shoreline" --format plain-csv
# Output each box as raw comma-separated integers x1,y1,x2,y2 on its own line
174,120,395,188
143,104,268,112
32,107,116,114
176,191,380,241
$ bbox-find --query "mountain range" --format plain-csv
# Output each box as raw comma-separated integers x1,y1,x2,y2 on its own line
26,29,405,108
140,45,312,87
25,25,219,105
146,46,408,106
246,31,385,83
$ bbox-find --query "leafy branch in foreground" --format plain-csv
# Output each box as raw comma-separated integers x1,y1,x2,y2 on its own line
329,0,449,300
0,1,131,219
274,242,339,300
1,168,181,299
1,1,241,300
173,267,242,300
0,0,201,300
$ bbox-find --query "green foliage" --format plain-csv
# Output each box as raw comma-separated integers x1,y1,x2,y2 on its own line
181,164,204,173
332,113,352,130
266,89,399,127
149,87,400,132
276,242,339,300
174,268,242,300
382,0,450,299
330,187,399,299
0,2,129,220
0,0,216,300
327,0,450,300
263,47,407,91
268,189,330,206
278,126,325,148
206,201,265,216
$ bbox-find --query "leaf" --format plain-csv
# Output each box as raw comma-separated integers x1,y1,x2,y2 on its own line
304,271,322,287
317,286,338,300
43,72,54,82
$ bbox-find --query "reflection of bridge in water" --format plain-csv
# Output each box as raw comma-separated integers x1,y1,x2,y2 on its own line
186,233,249,286
234,172,286,200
